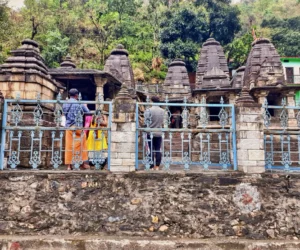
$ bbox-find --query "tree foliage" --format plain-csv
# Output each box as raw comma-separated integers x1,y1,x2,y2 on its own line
0,0,299,80
159,1,240,71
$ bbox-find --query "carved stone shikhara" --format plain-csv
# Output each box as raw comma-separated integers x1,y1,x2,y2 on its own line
163,59,191,101
104,44,135,90
0,39,62,100
196,38,231,89
244,38,285,89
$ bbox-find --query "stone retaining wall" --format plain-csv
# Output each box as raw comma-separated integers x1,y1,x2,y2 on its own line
0,172,299,241
0,236,300,250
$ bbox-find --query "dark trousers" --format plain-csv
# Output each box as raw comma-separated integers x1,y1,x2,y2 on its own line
147,135,162,167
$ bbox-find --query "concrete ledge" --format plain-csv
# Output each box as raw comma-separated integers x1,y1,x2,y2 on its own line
0,236,300,250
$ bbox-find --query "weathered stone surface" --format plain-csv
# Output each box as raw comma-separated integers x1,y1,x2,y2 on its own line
104,44,135,89
243,38,285,89
1,236,300,250
163,59,191,100
0,39,61,99
0,172,300,241
196,38,230,89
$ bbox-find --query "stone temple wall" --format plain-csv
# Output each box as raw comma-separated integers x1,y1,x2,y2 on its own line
1,172,300,242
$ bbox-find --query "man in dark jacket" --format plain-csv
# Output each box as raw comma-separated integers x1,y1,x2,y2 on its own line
144,96,164,170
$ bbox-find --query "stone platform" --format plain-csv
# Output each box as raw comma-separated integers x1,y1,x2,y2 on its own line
0,171,300,245
0,235,300,250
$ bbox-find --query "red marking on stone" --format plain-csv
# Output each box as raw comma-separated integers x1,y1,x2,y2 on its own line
242,193,253,205
10,242,21,250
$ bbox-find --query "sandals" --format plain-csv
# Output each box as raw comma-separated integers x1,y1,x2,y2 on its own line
81,164,91,170
67,164,90,170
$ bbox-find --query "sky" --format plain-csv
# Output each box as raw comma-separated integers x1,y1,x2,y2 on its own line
7,0,24,9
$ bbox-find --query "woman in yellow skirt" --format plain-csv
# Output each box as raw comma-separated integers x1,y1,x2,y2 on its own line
87,114,108,168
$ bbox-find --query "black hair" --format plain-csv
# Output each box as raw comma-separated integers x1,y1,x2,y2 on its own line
69,88,79,97
151,96,160,103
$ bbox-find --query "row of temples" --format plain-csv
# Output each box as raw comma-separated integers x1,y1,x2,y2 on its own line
0,37,299,107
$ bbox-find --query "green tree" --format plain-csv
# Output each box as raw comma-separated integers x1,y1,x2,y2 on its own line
225,32,253,68
159,7,209,71
42,30,70,68
159,1,241,72
261,16,300,56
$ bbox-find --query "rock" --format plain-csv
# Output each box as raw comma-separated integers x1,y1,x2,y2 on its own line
108,217,121,223
131,198,142,205
30,182,38,189
20,205,31,214
266,229,275,238
151,215,159,224
149,226,154,232
230,220,239,226
159,225,169,232
8,204,20,213
60,192,73,201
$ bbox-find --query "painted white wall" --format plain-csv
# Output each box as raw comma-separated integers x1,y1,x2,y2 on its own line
281,62,300,83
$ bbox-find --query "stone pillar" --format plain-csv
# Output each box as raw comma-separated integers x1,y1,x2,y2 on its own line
94,76,107,100
255,90,269,105
236,87,265,173
286,90,297,128
228,93,237,105
110,84,136,172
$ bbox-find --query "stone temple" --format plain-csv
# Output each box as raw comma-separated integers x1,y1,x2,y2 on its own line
0,37,297,107
1,37,300,249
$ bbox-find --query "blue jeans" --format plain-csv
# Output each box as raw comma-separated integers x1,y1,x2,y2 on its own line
147,135,162,167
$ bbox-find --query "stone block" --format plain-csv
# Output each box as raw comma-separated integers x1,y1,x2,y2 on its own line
236,122,262,131
131,123,136,132
244,165,265,173
238,139,264,150
237,150,249,161
245,131,263,139
248,150,265,161
110,159,123,165
113,142,135,153
118,153,131,159
125,113,135,122
122,159,135,166
110,165,135,172
113,113,126,123
111,123,117,132
111,132,135,143
117,123,133,132
238,114,260,123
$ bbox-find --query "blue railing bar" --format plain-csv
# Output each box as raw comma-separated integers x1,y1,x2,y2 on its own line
265,105,300,109
107,103,112,171
5,100,112,105
135,103,139,170
267,166,300,171
0,100,8,170
3,127,111,131
231,106,238,171
137,102,234,108
137,128,233,133
264,130,300,134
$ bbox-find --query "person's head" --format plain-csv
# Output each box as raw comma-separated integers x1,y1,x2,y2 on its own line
151,96,160,103
69,88,79,99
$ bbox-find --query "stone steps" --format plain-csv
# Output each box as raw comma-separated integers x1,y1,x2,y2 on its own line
0,236,300,250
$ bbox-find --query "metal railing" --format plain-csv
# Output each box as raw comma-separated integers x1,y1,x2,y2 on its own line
263,98,300,171
135,84,163,94
136,96,237,171
0,93,112,170
286,75,300,84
